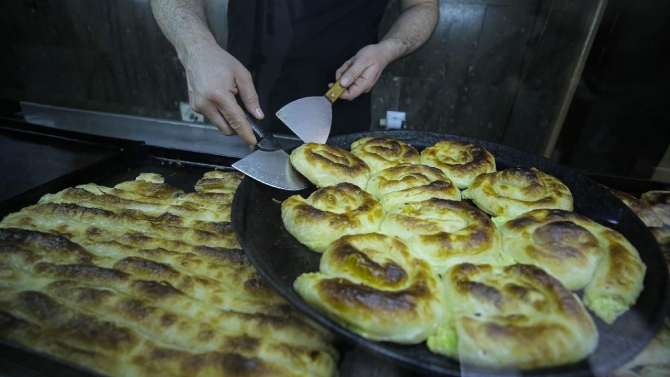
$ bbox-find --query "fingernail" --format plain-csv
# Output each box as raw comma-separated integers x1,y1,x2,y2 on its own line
341,77,349,86
249,144,255,151
255,108,264,118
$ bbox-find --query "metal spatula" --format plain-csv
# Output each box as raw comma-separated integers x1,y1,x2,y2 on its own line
232,112,310,191
275,79,347,143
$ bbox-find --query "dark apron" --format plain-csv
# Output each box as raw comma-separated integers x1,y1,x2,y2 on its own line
227,0,388,136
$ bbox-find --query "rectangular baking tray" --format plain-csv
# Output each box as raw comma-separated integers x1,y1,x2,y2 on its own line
0,120,240,376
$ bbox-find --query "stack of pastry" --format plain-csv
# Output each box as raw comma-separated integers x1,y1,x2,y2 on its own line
282,136,648,370
0,171,338,376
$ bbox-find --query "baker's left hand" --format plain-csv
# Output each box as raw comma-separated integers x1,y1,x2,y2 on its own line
333,43,393,101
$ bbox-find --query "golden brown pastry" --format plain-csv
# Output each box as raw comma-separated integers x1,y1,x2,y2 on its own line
499,209,646,324
420,140,496,189
366,164,460,209
281,183,384,253
427,263,598,369
350,136,420,173
380,199,503,273
290,142,370,188
294,233,445,344
608,188,664,228
642,191,670,226
0,172,338,377
462,167,573,222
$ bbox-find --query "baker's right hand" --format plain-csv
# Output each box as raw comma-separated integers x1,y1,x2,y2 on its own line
182,40,263,146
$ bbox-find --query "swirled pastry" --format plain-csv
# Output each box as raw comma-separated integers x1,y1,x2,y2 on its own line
294,233,445,344
500,209,601,289
350,136,420,173
462,167,573,222
641,191,670,226
366,164,460,209
427,263,598,369
608,188,664,228
0,172,338,377
500,209,645,324
281,183,384,252
380,199,503,272
290,143,370,188
420,140,496,189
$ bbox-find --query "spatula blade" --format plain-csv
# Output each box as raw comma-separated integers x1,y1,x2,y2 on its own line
232,149,310,191
276,96,332,144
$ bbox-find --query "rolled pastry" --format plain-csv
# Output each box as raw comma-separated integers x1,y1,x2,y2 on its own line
281,183,384,252
350,136,420,173
294,233,445,344
290,143,370,188
427,263,598,369
380,198,503,272
462,167,573,222
420,140,496,189
366,164,460,209
499,209,646,324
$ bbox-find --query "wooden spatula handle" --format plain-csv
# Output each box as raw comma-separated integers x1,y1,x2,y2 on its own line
324,79,346,104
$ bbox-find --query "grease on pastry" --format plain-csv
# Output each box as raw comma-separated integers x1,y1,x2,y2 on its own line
281,183,384,252
290,143,370,188
420,140,496,189
350,136,420,173
641,191,670,226
294,233,445,344
462,167,573,222
427,263,598,369
366,164,460,209
380,198,503,272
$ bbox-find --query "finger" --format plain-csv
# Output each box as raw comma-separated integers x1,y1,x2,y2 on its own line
217,93,258,146
201,105,235,136
339,58,370,87
235,70,264,119
340,82,366,100
335,60,352,81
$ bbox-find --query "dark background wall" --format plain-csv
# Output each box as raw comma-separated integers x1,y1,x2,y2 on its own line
555,0,670,180
0,0,667,180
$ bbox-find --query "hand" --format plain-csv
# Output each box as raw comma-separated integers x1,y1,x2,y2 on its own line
182,40,263,145
334,43,393,101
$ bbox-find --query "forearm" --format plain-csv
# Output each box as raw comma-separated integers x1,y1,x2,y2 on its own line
378,0,440,63
149,0,217,64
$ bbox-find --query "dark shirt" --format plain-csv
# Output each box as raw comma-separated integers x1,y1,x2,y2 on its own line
227,0,389,136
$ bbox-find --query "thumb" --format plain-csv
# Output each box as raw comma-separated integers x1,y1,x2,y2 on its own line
235,71,264,120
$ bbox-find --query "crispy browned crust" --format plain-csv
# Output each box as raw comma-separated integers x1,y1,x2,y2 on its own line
437,263,598,369
294,233,445,344
350,137,420,173
464,167,573,218
500,209,645,323
290,143,371,188
0,172,338,377
366,164,460,209
380,198,502,272
281,183,384,252
419,140,496,189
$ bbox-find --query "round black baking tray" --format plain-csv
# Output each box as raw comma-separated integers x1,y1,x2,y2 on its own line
232,130,669,376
